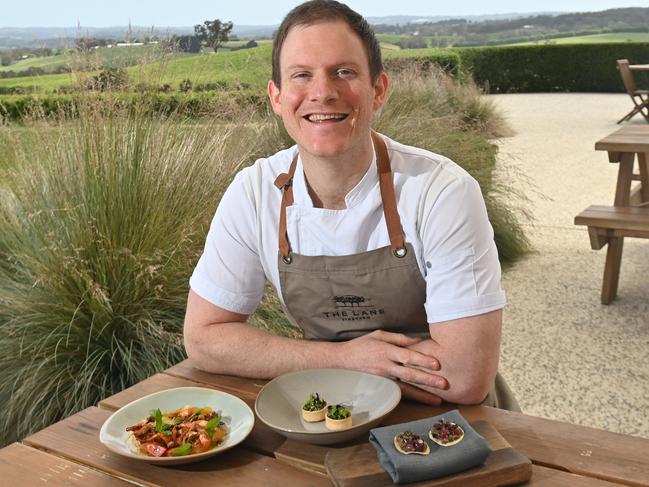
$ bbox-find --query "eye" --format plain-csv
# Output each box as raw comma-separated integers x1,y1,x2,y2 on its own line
291,71,310,81
336,68,356,79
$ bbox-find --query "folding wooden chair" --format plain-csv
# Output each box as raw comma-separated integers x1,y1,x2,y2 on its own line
617,59,649,124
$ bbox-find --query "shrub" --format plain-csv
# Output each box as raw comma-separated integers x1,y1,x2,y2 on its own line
375,65,529,261
384,50,462,77
0,94,280,445
85,67,129,91
179,78,193,92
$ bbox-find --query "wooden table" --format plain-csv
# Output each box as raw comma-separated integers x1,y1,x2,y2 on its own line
2,359,649,486
575,125,649,303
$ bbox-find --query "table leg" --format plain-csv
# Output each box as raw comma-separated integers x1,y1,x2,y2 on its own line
638,152,649,204
614,152,635,207
601,236,624,304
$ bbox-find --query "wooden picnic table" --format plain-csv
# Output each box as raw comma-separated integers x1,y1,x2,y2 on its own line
575,124,649,303
1,359,648,486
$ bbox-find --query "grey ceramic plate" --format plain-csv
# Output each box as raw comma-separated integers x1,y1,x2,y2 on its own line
99,387,254,465
254,368,401,445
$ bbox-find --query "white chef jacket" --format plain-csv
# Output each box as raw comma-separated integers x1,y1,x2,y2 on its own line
190,133,506,324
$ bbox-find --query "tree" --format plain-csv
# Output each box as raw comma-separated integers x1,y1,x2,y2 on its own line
194,19,233,53
174,35,201,53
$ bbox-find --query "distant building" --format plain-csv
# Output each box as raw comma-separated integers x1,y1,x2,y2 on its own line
116,42,144,47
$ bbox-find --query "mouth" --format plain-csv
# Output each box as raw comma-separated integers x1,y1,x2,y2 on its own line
303,113,349,123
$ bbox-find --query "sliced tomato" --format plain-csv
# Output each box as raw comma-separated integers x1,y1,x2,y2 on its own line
145,443,168,457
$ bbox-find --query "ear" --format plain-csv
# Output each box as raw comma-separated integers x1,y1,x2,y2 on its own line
372,71,389,112
267,79,282,116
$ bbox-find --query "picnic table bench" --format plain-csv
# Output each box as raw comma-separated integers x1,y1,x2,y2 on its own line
575,124,649,303
1,359,649,486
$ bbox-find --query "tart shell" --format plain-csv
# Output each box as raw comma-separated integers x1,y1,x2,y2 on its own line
325,415,352,431
301,404,327,422
428,423,464,447
393,435,430,455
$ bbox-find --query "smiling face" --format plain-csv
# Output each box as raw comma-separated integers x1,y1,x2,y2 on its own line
267,20,388,163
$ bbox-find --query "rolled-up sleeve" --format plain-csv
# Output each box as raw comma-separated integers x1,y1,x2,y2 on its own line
189,171,266,315
420,175,506,323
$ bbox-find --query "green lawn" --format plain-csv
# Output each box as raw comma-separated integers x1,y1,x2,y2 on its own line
0,53,68,72
0,45,271,92
506,32,649,46
0,44,199,74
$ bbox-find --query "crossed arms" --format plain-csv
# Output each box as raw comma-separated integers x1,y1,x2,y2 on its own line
183,289,502,405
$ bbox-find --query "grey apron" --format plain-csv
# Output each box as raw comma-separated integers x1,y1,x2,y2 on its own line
274,132,520,412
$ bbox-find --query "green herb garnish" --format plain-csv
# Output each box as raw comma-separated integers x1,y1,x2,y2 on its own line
302,392,326,412
327,404,350,420
205,414,222,437
168,443,193,456
152,408,164,432
150,408,173,434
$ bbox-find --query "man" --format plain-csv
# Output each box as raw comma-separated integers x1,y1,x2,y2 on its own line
184,0,517,409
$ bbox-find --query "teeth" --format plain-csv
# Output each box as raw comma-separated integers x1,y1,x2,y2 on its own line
307,113,346,122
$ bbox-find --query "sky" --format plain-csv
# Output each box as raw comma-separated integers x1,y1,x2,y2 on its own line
2,0,646,27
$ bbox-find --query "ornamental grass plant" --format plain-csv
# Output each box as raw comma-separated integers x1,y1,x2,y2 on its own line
376,65,530,262
0,93,285,445
0,62,528,446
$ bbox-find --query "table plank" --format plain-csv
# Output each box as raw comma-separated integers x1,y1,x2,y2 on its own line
0,442,129,486
529,465,622,486
595,126,649,153
165,360,267,398
24,407,331,487
99,373,288,457
392,402,649,487
98,373,236,410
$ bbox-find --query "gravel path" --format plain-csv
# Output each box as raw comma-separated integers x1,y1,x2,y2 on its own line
490,93,649,439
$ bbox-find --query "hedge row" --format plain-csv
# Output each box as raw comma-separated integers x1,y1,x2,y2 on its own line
458,42,649,93
0,91,268,122
396,42,649,93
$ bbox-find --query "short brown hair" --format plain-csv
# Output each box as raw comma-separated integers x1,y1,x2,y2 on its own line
271,0,383,87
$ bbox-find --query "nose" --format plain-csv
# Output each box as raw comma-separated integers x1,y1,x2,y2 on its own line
309,73,338,103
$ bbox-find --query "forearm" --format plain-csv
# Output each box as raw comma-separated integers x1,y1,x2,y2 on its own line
184,291,446,398
407,310,502,405
184,320,341,378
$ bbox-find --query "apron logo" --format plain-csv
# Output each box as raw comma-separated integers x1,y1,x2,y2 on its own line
321,295,386,321
334,295,366,307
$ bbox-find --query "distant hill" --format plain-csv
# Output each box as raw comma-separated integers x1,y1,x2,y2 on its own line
373,7,649,46
0,12,561,48
365,12,562,26
2,8,648,50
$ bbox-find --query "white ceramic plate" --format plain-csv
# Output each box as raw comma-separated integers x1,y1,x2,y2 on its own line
255,368,401,445
99,387,254,465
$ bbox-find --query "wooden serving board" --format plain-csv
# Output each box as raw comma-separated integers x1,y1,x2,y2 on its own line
325,420,532,487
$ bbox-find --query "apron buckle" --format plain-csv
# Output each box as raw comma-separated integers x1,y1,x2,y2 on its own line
393,247,407,258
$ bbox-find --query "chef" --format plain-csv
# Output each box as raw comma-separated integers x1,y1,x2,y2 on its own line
183,0,518,409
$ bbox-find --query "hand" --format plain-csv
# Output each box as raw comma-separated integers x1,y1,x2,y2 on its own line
339,330,448,393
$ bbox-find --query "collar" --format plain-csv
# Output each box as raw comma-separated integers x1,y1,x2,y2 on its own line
291,143,379,210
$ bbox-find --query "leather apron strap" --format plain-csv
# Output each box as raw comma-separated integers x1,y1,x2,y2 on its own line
273,131,407,260
273,156,298,263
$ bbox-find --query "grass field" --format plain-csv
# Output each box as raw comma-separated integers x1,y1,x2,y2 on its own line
0,44,199,74
507,32,649,45
0,44,273,92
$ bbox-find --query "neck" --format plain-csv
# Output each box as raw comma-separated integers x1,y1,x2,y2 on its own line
300,135,374,210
